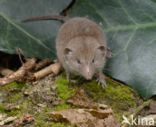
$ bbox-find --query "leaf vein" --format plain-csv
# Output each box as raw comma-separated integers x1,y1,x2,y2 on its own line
118,0,137,24
123,28,137,51
0,13,52,52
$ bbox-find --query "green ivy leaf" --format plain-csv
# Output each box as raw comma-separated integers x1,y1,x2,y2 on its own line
69,0,156,99
0,0,72,59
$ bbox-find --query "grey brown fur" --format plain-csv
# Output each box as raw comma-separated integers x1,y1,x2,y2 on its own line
56,17,108,86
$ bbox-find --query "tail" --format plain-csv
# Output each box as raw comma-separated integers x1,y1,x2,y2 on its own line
22,15,69,23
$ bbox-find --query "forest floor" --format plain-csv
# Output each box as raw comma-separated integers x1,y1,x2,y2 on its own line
0,55,155,127
0,72,148,127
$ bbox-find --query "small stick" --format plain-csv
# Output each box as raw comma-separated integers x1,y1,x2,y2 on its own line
0,67,14,76
33,62,61,80
34,59,52,71
0,58,36,86
16,48,24,64
121,100,152,127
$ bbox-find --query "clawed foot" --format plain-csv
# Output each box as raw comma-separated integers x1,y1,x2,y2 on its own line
96,78,107,88
96,72,107,88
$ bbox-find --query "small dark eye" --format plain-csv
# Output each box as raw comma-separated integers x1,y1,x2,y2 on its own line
77,59,81,64
92,59,95,63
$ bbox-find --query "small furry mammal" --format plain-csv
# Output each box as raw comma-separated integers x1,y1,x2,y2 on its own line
23,16,109,87
56,17,108,86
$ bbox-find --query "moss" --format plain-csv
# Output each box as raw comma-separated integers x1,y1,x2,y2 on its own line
34,111,50,127
0,75,138,124
54,75,137,121
55,76,75,100
0,81,73,126
8,92,23,103
34,107,72,127
1,82,27,103
82,78,137,121
50,122,72,127
1,82,26,91
0,104,5,113
0,82,31,116
35,121,71,127
54,103,71,111
0,82,32,117
8,99,33,116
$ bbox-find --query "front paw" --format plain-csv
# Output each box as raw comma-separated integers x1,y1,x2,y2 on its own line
96,78,107,88
96,72,107,88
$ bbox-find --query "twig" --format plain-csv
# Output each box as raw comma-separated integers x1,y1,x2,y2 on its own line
33,62,61,80
132,100,151,117
121,99,152,127
16,48,24,64
34,59,52,71
0,67,14,76
0,58,36,86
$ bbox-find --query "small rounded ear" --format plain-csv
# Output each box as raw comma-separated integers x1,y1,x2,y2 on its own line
97,45,106,56
97,45,106,52
64,48,72,55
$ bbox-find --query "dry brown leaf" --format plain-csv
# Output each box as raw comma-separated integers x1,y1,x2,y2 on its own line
14,114,34,126
67,89,98,109
86,108,113,119
50,108,120,127
149,101,156,114
105,115,120,127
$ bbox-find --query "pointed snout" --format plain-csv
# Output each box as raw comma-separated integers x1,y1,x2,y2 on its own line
82,65,94,80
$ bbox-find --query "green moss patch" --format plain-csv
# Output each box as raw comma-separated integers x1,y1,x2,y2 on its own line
55,76,75,100
0,104,5,113
0,81,72,126
82,78,137,120
34,107,72,127
1,82,26,91
0,75,139,125
54,103,71,111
